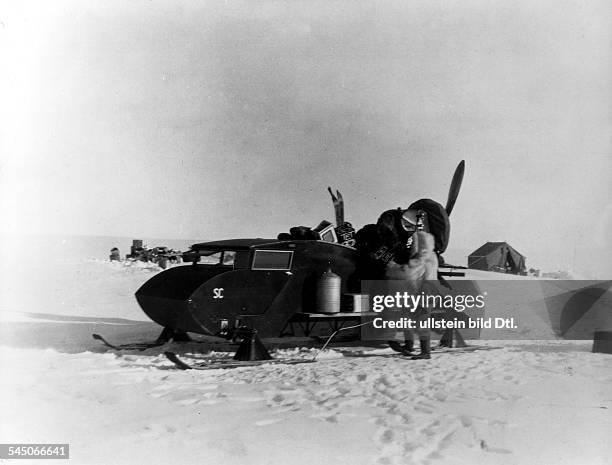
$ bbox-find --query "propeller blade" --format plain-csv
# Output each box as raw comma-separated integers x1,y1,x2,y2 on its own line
445,160,465,216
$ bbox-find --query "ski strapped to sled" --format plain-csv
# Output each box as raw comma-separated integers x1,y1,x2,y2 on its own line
327,187,344,226
164,351,316,370
326,186,356,247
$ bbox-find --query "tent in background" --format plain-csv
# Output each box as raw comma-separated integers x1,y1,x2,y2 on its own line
468,242,526,275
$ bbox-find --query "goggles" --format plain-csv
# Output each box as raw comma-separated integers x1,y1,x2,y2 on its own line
401,209,426,233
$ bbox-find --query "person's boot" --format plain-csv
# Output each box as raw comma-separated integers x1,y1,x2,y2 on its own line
410,338,431,360
388,340,414,354
401,339,415,355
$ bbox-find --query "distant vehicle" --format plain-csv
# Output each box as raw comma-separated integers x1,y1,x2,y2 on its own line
150,247,183,268
126,241,182,268
109,247,121,261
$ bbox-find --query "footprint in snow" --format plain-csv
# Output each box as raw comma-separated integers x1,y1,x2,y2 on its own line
140,423,176,437
309,412,339,423
480,440,512,454
254,418,282,426
198,399,222,405
232,396,266,403
375,428,395,444
176,398,200,406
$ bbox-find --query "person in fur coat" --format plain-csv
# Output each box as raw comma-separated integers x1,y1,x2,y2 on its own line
355,205,443,359
386,229,440,359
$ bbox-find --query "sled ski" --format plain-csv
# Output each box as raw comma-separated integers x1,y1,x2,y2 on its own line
92,334,169,351
425,344,500,354
387,340,500,354
92,327,191,351
164,351,317,370
342,345,502,358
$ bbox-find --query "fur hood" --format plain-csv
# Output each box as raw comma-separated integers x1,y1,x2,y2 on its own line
385,231,438,282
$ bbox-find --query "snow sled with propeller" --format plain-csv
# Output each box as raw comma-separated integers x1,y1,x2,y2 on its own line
95,161,482,354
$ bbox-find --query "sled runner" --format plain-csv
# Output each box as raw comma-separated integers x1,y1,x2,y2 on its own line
92,326,191,351
164,351,316,370
164,344,502,370
340,345,502,358
92,334,168,351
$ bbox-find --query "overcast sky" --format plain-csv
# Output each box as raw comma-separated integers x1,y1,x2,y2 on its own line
2,0,611,277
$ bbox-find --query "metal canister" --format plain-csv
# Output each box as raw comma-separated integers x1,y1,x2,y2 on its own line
315,267,341,313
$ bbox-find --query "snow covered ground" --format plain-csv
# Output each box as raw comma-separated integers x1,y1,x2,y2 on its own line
0,235,611,464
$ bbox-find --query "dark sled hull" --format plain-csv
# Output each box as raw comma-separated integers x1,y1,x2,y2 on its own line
135,240,359,338
135,265,232,335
